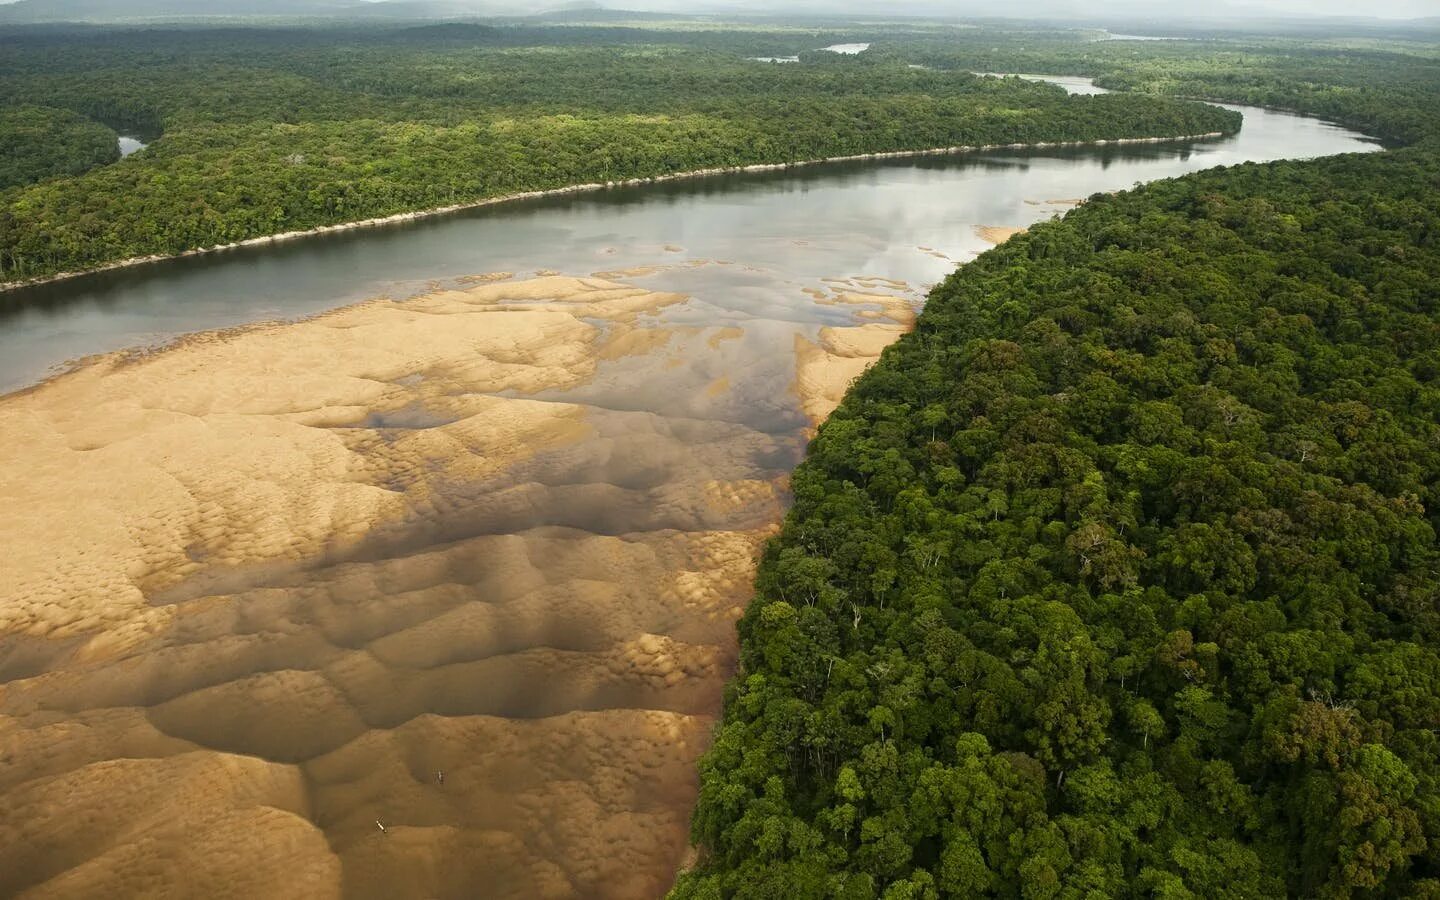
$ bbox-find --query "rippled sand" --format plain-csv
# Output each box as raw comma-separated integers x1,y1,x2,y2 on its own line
0,273,912,897
976,225,1028,244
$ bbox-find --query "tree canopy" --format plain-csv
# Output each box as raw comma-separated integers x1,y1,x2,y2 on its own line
0,104,117,190
675,27,1440,898
0,23,1240,284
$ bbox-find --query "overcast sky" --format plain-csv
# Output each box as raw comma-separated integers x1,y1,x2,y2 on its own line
1,0,1434,19
661,0,1440,19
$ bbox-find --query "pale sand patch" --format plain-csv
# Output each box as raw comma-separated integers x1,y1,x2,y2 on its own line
592,265,667,280
792,323,909,425
706,326,744,350
0,524,774,899
976,225,1028,244
598,325,678,361
854,275,910,290
0,750,341,899
0,269,806,898
815,289,919,327
1024,197,1085,207
0,276,681,647
818,324,910,359
454,271,514,285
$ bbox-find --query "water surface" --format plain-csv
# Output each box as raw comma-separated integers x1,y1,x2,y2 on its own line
0,85,1380,899
0,83,1377,395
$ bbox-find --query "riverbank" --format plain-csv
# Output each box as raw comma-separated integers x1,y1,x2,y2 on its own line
0,130,1228,296
0,272,793,897
0,91,1388,898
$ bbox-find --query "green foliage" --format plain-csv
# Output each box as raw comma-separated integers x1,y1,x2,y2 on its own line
0,104,117,190
679,138,1440,896
866,32,1440,148
0,24,1240,283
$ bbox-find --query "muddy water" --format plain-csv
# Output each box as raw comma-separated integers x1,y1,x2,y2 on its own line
0,90,1378,899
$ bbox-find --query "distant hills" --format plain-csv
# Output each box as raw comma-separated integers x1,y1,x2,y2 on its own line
0,0,536,22
0,0,358,20
1,0,1436,29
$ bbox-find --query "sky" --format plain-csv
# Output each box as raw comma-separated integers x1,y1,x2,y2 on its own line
660,0,1440,19
0,0,1434,19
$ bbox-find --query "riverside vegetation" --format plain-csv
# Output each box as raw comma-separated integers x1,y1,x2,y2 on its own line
0,104,118,190
0,24,1242,284
674,23,1440,900
7,14,1440,899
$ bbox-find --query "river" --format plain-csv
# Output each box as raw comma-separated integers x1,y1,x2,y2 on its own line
0,81,1378,899
0,88,1375,396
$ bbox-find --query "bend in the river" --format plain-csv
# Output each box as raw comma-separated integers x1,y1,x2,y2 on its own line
0,82,1379,899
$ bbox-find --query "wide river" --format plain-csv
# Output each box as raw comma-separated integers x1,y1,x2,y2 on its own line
0,81,1377,900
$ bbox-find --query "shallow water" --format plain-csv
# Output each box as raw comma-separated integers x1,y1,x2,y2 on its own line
0,83,1380,898
0,84,1376,395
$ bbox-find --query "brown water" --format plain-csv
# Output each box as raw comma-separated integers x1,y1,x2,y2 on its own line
0,88,1379,899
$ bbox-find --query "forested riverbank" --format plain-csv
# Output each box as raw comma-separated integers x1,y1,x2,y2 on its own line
0,129,1234,294
675,30,1440,900
4,14,1439,899
0,25,1242,285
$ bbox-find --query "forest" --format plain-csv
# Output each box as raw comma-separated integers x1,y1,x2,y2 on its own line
0,104,118,191
675,26,1440,900
6,16,1440,897
0,23,1243,284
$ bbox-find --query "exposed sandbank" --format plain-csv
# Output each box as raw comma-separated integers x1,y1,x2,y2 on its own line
976,225,1028,244
0,268,911,897
0,276,685,646
793,325,909,424
0,269,826,898
791,284,918,424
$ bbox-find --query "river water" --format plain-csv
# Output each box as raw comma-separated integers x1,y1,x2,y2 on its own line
0,89,1375,395
0,82,1378,899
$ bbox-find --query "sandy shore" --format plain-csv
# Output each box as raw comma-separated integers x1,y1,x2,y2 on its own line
0,131,1227,295
0,276,687,646
0,266,924,898
976,225,1029,244
791,281,918,425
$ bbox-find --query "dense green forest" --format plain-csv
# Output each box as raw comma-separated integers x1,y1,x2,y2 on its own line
6,12,1440,898
675,28,1440,900
865,33,1440,149
0,24,1242,283
0,104,117,190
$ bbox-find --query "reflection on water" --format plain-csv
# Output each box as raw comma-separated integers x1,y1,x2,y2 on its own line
117,136,147,157
0,96,1376,395
0,95,1380,898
